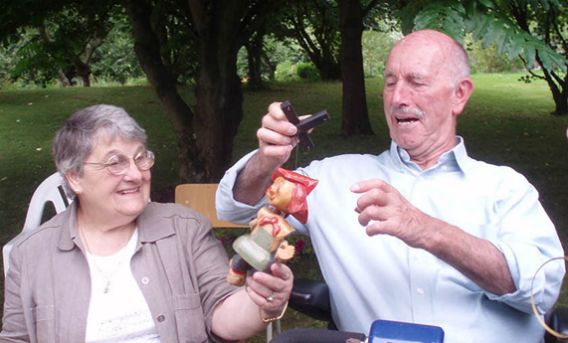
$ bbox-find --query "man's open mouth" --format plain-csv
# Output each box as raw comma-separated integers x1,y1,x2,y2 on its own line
396,117,419,125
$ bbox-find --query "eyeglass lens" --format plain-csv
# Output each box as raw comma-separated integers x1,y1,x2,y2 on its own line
107,151,154,175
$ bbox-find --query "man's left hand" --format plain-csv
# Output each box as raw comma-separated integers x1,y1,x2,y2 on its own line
351,179,436,249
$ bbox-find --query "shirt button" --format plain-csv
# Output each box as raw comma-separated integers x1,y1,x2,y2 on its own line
417,288,425,295
441,166,448,171
141,277,150,285
157,314,166,322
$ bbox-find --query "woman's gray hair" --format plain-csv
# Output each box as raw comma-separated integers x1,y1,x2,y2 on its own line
52,104,147,196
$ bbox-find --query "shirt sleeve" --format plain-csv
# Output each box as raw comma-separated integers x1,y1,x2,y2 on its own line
216,150,269,224
187,213,240,343
485,170,565,315
0,242,32,342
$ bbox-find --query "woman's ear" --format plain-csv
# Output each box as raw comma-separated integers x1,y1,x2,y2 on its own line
65,171,82,194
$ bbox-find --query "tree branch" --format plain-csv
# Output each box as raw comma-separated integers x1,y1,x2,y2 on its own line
518,55,545,80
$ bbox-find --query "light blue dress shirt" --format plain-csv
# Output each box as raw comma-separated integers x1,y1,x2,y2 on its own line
216,137,565,342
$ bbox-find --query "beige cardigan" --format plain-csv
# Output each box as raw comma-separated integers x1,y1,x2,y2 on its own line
1,201,239,343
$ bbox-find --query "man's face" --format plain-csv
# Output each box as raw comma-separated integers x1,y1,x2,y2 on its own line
382,35,461,160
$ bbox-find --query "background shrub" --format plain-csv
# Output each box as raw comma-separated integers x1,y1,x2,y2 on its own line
296,62,320,80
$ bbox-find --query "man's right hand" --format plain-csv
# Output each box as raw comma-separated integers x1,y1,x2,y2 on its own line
234,102,307,205
257,102,300,168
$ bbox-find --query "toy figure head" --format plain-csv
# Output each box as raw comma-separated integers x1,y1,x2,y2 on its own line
266,168,318,223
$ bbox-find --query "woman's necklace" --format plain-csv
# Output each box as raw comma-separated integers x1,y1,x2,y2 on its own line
79,227,131,294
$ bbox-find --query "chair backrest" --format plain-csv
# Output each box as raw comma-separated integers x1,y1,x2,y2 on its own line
175,184,247,228
3,172,73,276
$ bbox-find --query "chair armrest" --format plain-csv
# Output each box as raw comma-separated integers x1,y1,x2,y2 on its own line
545,308,568,343
289,279,332,322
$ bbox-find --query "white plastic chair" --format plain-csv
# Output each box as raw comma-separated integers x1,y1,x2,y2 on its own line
3,172,72,276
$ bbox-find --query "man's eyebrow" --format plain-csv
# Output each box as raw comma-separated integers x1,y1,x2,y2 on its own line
383,71,425,80
407,72,424,80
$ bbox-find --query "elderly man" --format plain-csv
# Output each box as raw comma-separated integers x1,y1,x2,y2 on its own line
216,30,565,342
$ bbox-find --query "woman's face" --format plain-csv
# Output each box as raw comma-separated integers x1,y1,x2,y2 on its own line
70,134,151,225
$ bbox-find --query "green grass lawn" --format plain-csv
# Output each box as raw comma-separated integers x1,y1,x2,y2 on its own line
1,73,567,341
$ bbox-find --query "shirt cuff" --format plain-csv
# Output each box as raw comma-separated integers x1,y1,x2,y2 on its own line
488,239,564,314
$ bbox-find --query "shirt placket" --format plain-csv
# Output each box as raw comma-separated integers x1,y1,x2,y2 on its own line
407,172,434,323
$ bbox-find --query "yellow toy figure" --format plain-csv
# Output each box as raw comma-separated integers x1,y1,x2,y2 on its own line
227,168,318,286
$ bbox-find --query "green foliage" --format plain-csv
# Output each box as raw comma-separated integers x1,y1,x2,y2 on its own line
362,29,401,78
275,61,301,82
412,1,467,44
90,13,143,84
467,35,525,73
1,1,120,87
296,62,320,80
277,0,342,80
402,0,567,73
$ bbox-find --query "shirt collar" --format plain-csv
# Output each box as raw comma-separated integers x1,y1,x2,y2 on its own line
58,202,175,252
389,136,473,175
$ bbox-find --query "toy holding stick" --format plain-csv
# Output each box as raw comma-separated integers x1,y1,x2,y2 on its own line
227,168,318,286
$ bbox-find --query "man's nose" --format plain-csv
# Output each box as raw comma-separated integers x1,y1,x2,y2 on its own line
391,81,411,107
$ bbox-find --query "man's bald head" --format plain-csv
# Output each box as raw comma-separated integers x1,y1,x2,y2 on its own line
389,29,470,87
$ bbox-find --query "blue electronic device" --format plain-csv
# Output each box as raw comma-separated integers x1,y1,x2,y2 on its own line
368,319,444,343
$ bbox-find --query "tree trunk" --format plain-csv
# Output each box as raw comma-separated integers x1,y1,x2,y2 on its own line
192,3,244,181
544,71,568,116
73,59,92,87
318,57,342,81
553,90,568,116
123,0,202,183
261,49,276,81
57,69,71,87
245,30,267,91
339,0,373,136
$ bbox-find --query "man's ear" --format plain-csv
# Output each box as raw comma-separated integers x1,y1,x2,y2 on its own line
452,77,474,116
65,171,82,194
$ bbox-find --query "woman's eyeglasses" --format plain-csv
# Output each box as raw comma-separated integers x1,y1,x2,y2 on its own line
84,150,155,176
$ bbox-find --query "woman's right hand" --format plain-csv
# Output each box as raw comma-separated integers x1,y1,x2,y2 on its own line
245,262,294,320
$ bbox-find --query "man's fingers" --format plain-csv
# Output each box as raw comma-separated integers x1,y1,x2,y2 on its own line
357,204,388,226
365,220,388,237
297,114,316,134
257,127,295,147
350,179,391,193
262,114,297,137
260,144,293,158
267,102,285,120
354,188,388,213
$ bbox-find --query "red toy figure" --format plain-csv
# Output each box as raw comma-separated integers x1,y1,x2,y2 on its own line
227,168,318,286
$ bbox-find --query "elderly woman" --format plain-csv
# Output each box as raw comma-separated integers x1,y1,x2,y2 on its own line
1,104,293,342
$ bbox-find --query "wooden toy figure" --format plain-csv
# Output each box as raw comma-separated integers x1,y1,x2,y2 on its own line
227,168,319,286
